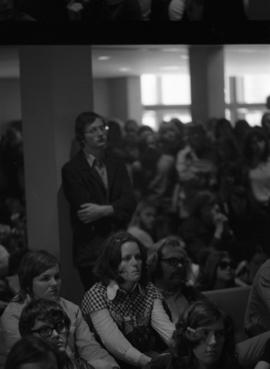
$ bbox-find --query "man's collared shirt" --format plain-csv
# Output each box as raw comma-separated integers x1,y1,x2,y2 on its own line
84,151,108,190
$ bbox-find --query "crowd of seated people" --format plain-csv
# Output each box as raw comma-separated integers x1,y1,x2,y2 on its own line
2,109,270,369
1,243,270,369
0,250,119,369
0,120,27,315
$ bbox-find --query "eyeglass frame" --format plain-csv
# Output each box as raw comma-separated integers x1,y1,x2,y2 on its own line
84,124,108,136
31,321,67,339
160,257,186,267
186,326,225,342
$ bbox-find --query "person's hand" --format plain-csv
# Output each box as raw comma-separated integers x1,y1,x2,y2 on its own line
143,353,172,369
212,205,227,238
77,203,103,223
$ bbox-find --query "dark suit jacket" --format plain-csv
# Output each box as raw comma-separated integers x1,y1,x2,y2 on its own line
62,149,136,267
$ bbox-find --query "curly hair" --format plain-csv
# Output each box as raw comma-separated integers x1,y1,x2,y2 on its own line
93,231,148,286
19,298,70,337
173,300,237,369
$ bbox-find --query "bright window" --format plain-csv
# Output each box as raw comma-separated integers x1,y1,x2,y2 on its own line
237,75,270,104
237,108,264,126
224,77,231,104
141,73,191,129
141,74,191,106
142,110,158,130
162,110,191,123
141,75,158,105
161,75,191,105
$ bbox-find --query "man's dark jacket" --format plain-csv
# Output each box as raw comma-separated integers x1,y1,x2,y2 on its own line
62,149,136,267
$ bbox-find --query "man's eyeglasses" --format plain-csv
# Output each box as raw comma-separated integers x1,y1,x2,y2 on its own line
218,260,234,270
84,125,108,135
160,257,186,267
31,321,67,339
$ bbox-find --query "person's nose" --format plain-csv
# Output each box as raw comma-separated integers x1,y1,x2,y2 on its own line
50,277,58,286
207,332,217,346
176,261,184,268
97,126,106,135
130,256,138,266
51,328,60,338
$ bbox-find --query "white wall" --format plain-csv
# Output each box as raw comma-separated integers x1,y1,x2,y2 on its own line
93,78,110,118
93,76,143,123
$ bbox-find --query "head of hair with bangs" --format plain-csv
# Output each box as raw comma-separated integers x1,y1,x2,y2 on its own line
19,298,70,338
18,250,60,297
174,300,236,369
75,111,106,148
94,231,148,286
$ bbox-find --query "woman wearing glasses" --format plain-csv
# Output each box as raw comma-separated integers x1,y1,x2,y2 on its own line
196,250,237,291
0,250,119,369
81,231,175,369
19,298,93,369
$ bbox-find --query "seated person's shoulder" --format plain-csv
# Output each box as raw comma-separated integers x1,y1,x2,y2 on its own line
60,296,80,315
145,282,163,297
1,299,25,316
82,282,107,303
89,282,106,294
0,299,26,330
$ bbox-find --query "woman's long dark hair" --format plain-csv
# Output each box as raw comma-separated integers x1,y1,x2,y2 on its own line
197,250,234,291
243,127,269,167
94,231,148,286
173,300,238,369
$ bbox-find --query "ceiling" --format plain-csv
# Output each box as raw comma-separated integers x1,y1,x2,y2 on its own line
1,44,270,79
92,44,270,77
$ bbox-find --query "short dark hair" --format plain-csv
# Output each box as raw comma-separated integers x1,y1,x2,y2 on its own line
75,111,106,146
174,300,236,368
18,250,59,296
94,231,148,286
4,336,63,369
19,298,70,337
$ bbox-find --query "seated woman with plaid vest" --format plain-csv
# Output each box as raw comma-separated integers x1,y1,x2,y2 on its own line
81,231,175,369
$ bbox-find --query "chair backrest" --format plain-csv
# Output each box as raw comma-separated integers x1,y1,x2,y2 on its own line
203,286,251,342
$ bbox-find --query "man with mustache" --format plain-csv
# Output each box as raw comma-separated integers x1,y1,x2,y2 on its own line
62,111,136,291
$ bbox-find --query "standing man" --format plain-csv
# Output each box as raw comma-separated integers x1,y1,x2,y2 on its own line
62,112,136,290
